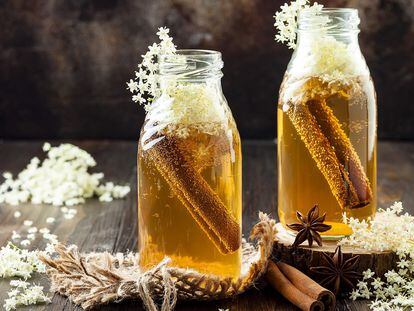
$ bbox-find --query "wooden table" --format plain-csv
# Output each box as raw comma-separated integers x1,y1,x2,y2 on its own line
0,140,413,311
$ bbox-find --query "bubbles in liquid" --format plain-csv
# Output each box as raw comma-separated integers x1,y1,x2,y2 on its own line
278,75,377,237
138,124,242,279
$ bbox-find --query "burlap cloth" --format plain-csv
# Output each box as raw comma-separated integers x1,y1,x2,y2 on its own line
40,213,276,310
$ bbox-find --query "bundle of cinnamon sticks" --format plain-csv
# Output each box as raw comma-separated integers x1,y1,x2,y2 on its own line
266,261,335,311
286,97,372,210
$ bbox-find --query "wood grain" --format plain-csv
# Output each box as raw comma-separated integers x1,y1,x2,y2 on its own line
0,140,413,310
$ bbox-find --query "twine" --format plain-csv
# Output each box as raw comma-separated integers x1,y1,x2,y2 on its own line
40,213,276,310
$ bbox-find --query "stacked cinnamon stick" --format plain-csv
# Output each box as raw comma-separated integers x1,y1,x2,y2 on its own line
266,261,336,311
285,89,372,210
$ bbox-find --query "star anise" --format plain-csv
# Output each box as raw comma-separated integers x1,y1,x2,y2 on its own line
310,246,361,296
287,205,332,247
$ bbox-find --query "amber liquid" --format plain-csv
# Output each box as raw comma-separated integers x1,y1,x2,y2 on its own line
138,124,242,279
278,76,377,237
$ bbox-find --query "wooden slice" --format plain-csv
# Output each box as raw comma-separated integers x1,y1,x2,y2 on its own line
272,223,398,278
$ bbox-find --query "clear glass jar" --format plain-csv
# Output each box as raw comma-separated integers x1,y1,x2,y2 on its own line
138,50,242,278
277,9,377,237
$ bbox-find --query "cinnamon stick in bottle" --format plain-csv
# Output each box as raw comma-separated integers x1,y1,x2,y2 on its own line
285,101,361,210
266,261,324,311
147,135,241,254
307,100,372,208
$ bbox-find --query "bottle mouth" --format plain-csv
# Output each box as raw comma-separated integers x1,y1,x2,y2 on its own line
172,49,222,57
298,7,360,34
319,8,358,13
159,49,223,80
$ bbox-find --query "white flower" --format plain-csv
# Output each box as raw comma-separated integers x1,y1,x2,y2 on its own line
20,240,30,247
135,68,147,80
156,26,170,39
43,233,58,244
10,280,29,288
126,79,139,93
42,142,51,152
357,280,368,290
46,217,55,224
350,289,359,300
128,26,176,107
0,243,46,279
363,269,375,280
1,232,59,310
11,231,21,241
3,171,13,179
13,211,21,218
148,42,160,55
27,227,38,234
43,243,56,255
4,281,50,311
39,228,50,234
398,259,409,269
23,220,33,227
99,192,113,202
372,278,384,290
0,143,130,207
273,0,325,49
343,202,414,309
26,234,36,241
132,94,143,103
340,202,414,255
391,201,403,214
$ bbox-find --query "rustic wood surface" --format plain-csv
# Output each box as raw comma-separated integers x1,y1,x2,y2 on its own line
0,140,413,310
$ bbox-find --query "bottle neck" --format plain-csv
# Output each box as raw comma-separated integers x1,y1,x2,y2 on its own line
159,49,223,79
287,8,368,80
288,31,368,80
158,49,225,97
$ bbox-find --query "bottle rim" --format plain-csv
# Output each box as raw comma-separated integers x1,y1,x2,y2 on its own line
298,7,360,34
159,49,223,80
166,49,221,57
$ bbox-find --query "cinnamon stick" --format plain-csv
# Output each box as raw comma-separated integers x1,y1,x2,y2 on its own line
285,101,361,210
277,261,336,311
308,100,372,208
266,261,324,311
146,135,241,254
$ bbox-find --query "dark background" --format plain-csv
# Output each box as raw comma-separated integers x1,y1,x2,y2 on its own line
1,0,413,140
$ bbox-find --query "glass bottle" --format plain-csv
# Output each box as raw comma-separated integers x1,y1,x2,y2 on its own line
138,50,242,278
277,8,377,237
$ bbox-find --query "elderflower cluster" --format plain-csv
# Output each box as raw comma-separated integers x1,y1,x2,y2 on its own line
127,27,176,108
1,223,59,309
142,83,227,144
349,258,414,310
0,243,46,279
0,143,130,206
274,0,323,49
290,35,366,81
4,280,50,311
341,202,414,309
341,202,414,256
